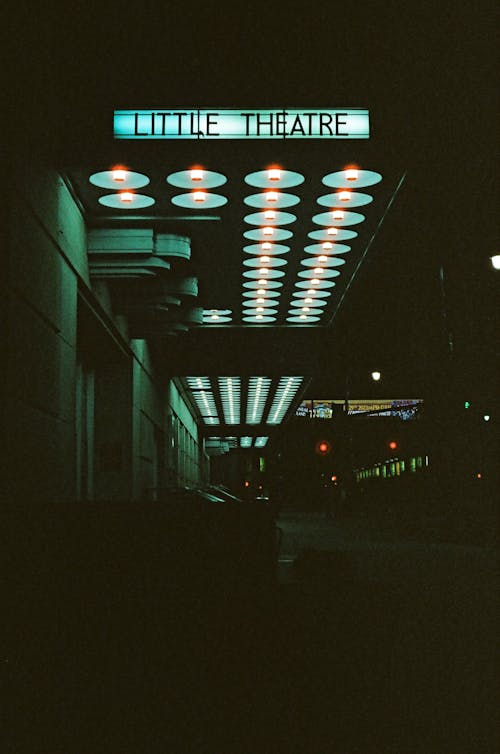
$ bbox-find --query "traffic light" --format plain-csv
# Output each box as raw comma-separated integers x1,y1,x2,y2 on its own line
315,439,332,456
464,400,471,409
388,440,398,451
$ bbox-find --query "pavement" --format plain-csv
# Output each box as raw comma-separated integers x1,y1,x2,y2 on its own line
5,508,498,754
274,511,499,754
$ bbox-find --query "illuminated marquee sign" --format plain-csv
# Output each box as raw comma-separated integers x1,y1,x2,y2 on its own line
113,109,369,140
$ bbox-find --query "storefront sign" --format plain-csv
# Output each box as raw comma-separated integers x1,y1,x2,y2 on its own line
113,109,369,139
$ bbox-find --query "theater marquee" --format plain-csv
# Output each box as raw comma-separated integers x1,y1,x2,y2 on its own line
113,109,370,140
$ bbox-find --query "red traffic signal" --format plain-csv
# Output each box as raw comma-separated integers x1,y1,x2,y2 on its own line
315,439,332,456
388,440,398,450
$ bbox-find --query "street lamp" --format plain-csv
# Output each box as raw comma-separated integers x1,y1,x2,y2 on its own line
490,255,500,270
371,371,381,381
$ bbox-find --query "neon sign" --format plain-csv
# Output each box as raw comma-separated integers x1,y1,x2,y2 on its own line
113,109,370,140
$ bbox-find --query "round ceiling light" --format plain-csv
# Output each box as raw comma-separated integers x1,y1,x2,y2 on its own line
244,192,300,209
317,191,373,209
301,257,346,268
90,169,150,189
292,297,328,308
98,193,155,209
243,279,283,290
243,308,278,316
312,210,365,227
303,243,351,255
243,268,285,280
288,307,324,316
167,169,227,188
172,192,227,209
244,227,293,242
243,315,277,324
322,169,382,188
243,256,288,268
243,243,290,255
295,279,336,290
286,315,320,323
298,269,340,280
244,298,280,308
244,210,297,226
308,228,357,241
203,315,232,324
245,169,305,188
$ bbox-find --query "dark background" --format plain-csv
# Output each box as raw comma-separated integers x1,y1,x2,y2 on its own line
6,2,498,397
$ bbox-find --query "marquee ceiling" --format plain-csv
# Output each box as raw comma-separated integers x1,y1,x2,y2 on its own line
62,128,405,434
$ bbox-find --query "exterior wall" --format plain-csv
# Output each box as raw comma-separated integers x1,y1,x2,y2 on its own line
4,167,86,502
3,165,206,504
167,381,209,489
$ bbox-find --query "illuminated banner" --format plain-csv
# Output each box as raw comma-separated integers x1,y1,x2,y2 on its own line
113,109,369,140
296,399,422,419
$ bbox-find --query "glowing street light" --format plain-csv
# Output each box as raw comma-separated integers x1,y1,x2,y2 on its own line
371,371,381,381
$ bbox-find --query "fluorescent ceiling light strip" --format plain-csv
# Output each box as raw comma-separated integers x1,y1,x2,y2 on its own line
246,376,271,423
187,376,212,389
240,437,252,447
218,377,240,424
266,377,303,424
255,436,269,447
